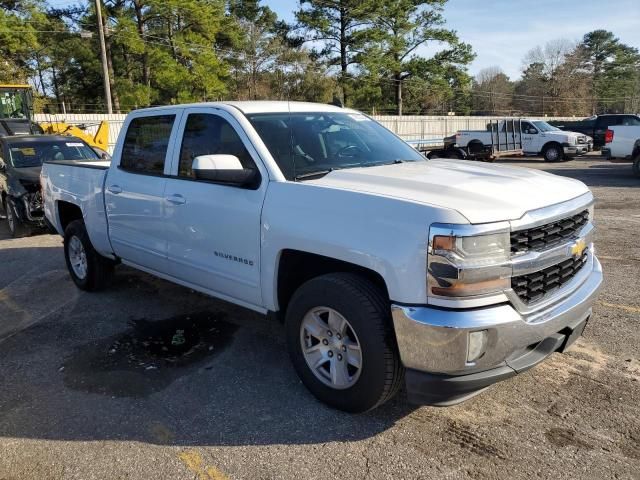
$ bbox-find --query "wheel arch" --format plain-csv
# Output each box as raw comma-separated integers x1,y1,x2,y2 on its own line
274,249,390,319
57,200,83,233
542,140,563,153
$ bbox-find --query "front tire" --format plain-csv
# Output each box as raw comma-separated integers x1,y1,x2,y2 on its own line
64,219,114,291
285,273,404,412
632,153,640,178
543,143,564,162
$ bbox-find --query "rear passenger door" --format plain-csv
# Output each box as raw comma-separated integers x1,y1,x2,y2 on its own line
162,107,268,308
105,111,182,273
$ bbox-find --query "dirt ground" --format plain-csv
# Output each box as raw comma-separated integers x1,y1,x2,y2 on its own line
0,153,638,480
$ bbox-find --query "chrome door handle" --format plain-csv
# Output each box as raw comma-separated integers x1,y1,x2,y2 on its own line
166,194,186,205
108,185,122,194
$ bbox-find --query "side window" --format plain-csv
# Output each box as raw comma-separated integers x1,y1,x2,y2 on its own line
120,115,175,174
178,113,255,178
622,116,640,126
522,122,536,134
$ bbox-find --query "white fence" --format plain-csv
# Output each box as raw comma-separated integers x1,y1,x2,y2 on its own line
34,113,578,153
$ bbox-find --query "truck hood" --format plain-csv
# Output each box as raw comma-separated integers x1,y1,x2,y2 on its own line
309,160,589,224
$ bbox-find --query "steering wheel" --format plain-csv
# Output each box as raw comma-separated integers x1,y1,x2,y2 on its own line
336,144,364,159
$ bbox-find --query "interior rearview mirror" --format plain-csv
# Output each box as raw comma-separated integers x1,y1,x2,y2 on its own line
192,154,259,188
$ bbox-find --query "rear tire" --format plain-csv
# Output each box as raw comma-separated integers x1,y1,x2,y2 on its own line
633,153,640,178
543,143,563,162
64,219,114,291
285,273,404,413
4,198,31,238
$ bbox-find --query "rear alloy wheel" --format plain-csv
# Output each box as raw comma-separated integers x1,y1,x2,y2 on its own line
64,219,115,291
286,273,404,413
543,144,563,162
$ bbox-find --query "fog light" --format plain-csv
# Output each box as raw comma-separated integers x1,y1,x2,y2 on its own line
467,330,488,363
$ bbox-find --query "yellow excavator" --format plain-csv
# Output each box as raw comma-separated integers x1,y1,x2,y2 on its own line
0,84,109,153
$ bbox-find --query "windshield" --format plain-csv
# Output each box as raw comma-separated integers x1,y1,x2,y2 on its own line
0,88,30,119
532,121,560,132
8,140,100,168
246,112,425,180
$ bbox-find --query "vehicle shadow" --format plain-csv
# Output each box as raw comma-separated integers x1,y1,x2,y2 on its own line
0,249,417,447
544,163,638,188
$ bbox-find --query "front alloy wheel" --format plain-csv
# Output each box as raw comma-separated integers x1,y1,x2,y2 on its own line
300,307,362,389
286,273,404,412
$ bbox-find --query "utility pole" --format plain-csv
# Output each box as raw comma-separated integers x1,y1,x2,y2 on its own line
95,0,112,114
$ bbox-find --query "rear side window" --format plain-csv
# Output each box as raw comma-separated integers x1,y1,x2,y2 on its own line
120,115,175,174
622,116,640,126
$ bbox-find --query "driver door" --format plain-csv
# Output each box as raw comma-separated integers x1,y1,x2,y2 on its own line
520,122,540,154
162,108,268,308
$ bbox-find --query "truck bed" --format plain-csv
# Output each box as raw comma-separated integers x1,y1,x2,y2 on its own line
41,160,114,258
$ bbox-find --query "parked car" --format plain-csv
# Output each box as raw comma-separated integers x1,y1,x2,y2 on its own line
41,102,603,412
435,119,591,162
602,125,640,177
0,135,100,237
550,114,640,148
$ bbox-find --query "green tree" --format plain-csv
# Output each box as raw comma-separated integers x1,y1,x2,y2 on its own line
359,0,474,115
579,30,640,113
295,0,372,104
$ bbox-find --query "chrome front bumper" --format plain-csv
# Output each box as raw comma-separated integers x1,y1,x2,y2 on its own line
391,255,603,376
563,145,591,156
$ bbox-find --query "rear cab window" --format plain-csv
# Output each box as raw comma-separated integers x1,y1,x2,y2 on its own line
120,115,176,175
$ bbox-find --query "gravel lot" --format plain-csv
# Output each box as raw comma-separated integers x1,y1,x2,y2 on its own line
0,153,638,480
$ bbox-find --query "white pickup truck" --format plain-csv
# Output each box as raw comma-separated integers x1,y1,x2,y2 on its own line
41,102,603,412
602,125,640,177
449,119,592,162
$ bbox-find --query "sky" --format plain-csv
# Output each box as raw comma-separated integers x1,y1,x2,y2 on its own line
268,0,640,80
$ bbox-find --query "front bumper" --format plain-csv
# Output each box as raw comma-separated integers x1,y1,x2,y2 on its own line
391,255,603,405
12,193,46,228
563,144,591,157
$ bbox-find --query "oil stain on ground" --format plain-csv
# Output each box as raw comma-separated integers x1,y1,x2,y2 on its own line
62,312,237,398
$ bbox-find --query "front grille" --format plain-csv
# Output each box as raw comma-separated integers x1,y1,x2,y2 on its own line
510,210,589,254
511,250,588,304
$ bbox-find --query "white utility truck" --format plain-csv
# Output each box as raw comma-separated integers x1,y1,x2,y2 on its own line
41,102,603,412
602,125,640,177
432,119,592,162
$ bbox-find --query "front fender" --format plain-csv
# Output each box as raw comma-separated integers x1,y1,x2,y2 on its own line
260,181,467,311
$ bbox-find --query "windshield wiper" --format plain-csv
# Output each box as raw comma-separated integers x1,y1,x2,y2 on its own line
294,169,333,181
294,163,364,181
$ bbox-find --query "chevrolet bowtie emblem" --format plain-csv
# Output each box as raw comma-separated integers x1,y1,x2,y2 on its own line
570,239,587,257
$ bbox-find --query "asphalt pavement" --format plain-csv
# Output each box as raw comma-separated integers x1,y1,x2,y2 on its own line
0,153,638,480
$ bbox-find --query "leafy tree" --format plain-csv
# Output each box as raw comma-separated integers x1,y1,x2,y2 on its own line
295,0,372,104
471,67,513,115
578,30,640,113
359,0,474,115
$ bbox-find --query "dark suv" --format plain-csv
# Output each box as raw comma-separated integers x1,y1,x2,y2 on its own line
0,135,100,237
550,114,640,148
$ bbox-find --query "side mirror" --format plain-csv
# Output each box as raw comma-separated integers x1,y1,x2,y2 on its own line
192,154,259,188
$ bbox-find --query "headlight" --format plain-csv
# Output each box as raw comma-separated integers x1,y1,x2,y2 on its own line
428,224,511,302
